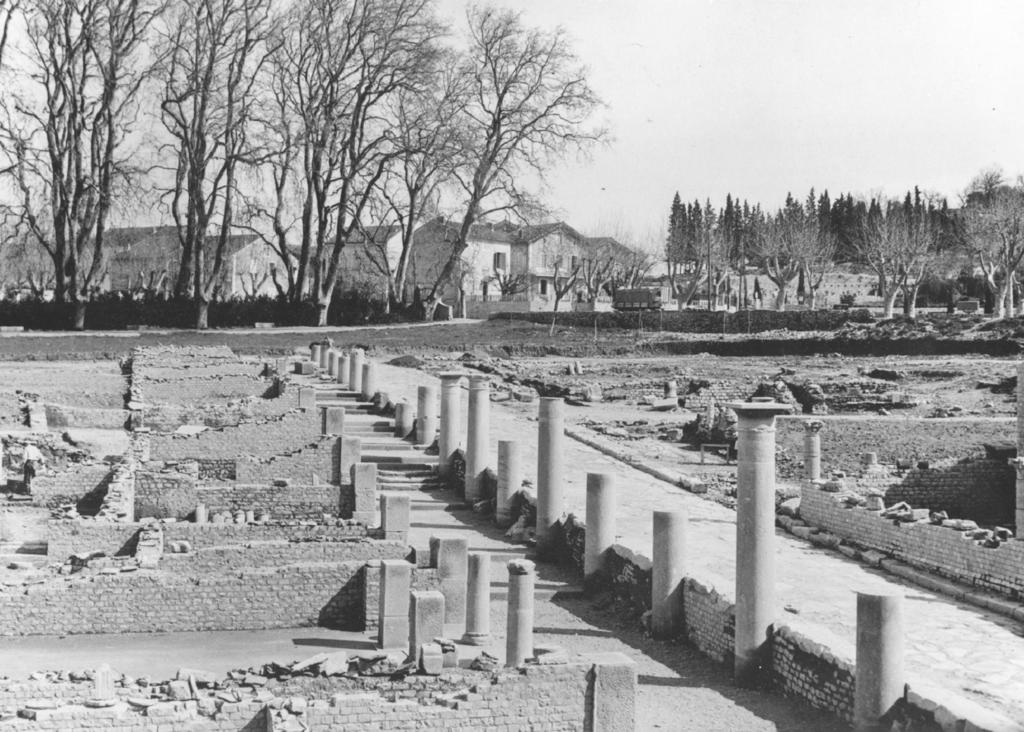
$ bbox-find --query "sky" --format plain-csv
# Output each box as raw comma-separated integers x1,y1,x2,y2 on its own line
436,0,1024,247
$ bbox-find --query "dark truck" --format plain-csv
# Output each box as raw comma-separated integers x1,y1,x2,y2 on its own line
612,286,671,311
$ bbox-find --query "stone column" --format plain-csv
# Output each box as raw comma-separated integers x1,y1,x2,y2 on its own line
361,361,377,401
380,493,411,542
417,385,439,447
495,440,521,528
465,375,491,504
352,462,377,524
854,592,904,732
310,343,322,369
725,397,791,687
536,397,566,555
584,473,616,579
506,559,535,666
322,406,345,436
318,344,330,370
438,373,465,480
1016,360,1024,536
409,590,445,660
664,380,678,400
92,664,115,702
463,551,491,645
377,559,412,650
349,348,365,394
394,400,415,439
327,349,339,378
194,503,208,524
337,353,350,387
430,535,468,631
298,387,316,411
651,510,686,638
803,420,823,481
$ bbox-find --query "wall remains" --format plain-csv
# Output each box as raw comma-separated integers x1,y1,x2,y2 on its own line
362,560,443,631
883,457,1014,526
800,485,1024,600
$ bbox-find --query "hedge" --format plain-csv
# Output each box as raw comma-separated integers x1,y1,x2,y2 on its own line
0,292,411,331
488,308,875,333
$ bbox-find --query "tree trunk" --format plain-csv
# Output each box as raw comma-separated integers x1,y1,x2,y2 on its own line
196,300,210,330
773,285,786,311
73,301,87,331
882,288,899,319
904,284,920,320
805,288,817,310
317,300,329,327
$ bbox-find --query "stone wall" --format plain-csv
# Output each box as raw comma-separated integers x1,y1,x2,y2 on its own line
43,404,129,430
158,539,401,574
30,464,112,510
47,519,375,559
800,485,1024,600
0,550,405,635
196,483,351,520
234,438,339,485
134,470,197,520
0,656,632,732
147,411,319,462
884,457,1014,526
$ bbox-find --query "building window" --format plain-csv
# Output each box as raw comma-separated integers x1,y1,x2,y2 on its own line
570,255,578,270
539,279,548,296
493,252,506,270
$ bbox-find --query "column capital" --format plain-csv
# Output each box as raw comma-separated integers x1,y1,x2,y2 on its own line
508,558,535,576
1008,457,1024,472
724,397,793,420
468,374,490,389
803,419,824,433
439,372,467,384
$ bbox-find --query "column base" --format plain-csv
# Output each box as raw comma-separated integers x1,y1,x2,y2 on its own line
462,632,491,646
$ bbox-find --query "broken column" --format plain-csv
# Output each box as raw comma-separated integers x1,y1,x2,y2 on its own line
536,397,566,555
438,373,464,481
1016,360,1024,536
495,440,521,528
92,664,115,702
409,590,445,660
298,387,317,411
854,591,904,732
651,509,686,638
465,375,491,504
506,558,536,666
726,397,791,687
463,551,491,645
327,349,339,378
349,348,365,394
664,380,678,400
318,343,330,370
584,473,616,579
377,559,412,650
430,535,468,631
310,343,322,369
352,462,377,524
337,352,350,387
394,400,415,439
803,420,823,481
194,503,208,524
322,406,345,436
361,361,377,402
417,385,439,447
379,493,411,542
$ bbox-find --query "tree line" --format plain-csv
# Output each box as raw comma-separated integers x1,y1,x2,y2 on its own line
666,169,1024,319
0,0,604,328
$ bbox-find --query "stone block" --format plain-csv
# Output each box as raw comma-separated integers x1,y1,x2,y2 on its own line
419,642,444,675
429,535,469,627
380,493,411,541
352,462,377,524
409,590,445,659
322,407,345,436
589,652,637,732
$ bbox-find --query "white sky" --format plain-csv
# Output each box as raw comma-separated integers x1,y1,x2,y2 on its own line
438,0,1024,245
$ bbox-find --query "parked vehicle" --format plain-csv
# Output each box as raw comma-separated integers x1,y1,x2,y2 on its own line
612,287,671,311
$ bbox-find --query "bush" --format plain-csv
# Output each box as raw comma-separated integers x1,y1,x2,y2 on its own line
0,291,412,331
488,308,874,334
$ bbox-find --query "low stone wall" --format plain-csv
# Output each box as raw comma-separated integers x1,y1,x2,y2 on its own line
552,514,1016,730
196,483,350,520
30,464,113,509
43,403,129,430
800,485,1024,600
147,410,318,463
159,539,402,574
884,457,1014,526
136,396,295,433
0,655,633,731
47,519,375,559
0,549,408,635
134,470,196,520
234,437,339,485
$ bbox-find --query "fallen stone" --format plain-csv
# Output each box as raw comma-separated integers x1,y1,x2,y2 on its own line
777,497,800,518
319,652,348,677
290,653,328,673
176,668,218,687
941,518,979,531
791,525,814,540
419,643,444,675
166,679,191,700
533,645,570,665
469,651,499,672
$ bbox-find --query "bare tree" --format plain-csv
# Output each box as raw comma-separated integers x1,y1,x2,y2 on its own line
158,0,275,328
0,0,163,328
963,184,1024,319
421,6,605,319
0,0,18,69
492,270,528,297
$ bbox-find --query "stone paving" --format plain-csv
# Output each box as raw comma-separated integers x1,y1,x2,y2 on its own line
368,360,1024,722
